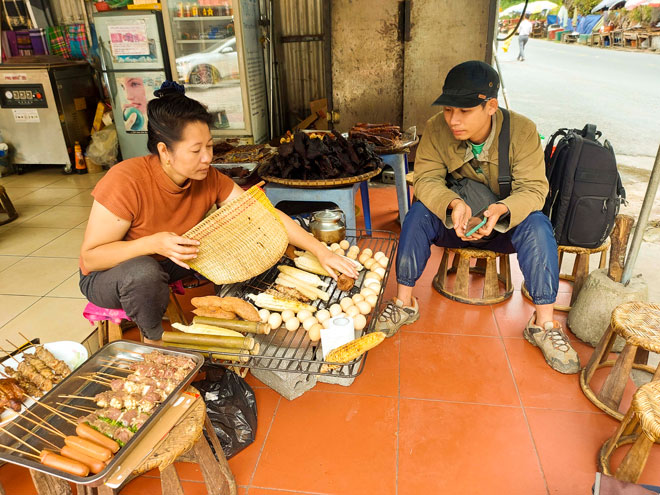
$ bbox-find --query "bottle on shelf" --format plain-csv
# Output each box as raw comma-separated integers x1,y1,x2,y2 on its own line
191,3,199,17
176,2,184,17
184,3,191,17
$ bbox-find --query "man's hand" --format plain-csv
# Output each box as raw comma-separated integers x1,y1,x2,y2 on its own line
466,203,509,240
450,199,472,239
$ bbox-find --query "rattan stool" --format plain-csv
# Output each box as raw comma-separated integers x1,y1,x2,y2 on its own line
433,248,513,305
580,301,660,420
522,240,610,311
598,380,660,483
0,185,18,226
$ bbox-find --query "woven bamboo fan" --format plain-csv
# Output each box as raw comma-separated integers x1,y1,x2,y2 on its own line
183,182,288,284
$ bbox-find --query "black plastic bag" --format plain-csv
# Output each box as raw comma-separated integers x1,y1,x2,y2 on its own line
195,365,257,459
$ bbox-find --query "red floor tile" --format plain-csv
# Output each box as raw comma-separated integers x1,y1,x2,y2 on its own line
120,476,209,494
0,463,37,495
228,387,281,487
244,371,269,389
249,488,325,495
315,331,400,397
526,408,619,494
404,290,499,337
398,398,547,495
504,338,604,413
493,290,537,338
399,332,520,406
251,391,397,495
174,461,203,482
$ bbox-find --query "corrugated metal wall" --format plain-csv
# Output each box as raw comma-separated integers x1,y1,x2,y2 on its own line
276,0,326,125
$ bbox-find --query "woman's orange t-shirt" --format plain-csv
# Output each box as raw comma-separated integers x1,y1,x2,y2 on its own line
80,154,234,274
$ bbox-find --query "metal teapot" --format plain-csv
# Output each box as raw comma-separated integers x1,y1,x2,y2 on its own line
310,209,346,244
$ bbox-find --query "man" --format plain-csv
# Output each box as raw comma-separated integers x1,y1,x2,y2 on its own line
375,60,579,374
517,13,533,61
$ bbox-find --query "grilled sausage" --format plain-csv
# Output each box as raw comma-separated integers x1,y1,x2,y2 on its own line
64,436,112,462
40,450,90,477
60,445,106,474
76,423,120,453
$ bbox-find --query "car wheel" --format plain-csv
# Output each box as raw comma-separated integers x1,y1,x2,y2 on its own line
189,64,221,85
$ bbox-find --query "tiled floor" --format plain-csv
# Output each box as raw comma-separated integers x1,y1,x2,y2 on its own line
1,170,660,494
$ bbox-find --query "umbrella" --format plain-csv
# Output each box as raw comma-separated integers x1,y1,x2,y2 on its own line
592,0,626,12
501,1,558,16
625,0,660,8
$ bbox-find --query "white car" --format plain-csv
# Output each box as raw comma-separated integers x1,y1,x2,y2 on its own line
176,36,239,85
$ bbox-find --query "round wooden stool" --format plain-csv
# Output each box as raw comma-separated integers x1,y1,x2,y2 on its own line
598,380,660,483
433,248,513,305
522,240,610,311
0,185,18,226
580,301,660,420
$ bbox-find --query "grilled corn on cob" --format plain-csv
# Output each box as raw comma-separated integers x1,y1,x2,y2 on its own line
247,292,317,313
277,265,328,287
293,254,330,277
320,332,386,372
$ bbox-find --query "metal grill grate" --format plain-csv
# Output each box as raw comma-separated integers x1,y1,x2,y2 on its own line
212,229,398,378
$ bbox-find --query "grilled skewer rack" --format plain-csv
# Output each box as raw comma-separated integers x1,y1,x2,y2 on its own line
213,229,398,378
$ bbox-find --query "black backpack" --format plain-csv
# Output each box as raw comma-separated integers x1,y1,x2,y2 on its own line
542,124,626,248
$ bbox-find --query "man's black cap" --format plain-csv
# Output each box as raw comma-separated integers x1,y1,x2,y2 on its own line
432,60,500,108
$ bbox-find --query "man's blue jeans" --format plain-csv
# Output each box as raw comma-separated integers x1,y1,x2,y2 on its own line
396,201,559,305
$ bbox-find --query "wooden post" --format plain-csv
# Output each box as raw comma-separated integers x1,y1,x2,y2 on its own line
608,215,635,283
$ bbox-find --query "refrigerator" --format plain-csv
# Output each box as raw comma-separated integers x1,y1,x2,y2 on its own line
161,0,268,144
93,10,171,159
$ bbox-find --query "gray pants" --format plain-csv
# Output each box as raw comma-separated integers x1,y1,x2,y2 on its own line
518,35,529,60
79,256,192,340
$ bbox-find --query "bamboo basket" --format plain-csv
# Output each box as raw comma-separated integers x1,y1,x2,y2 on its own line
259,165,382,189
183,183,288,284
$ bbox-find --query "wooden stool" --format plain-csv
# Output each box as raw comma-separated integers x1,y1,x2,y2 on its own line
580,302,660,420
0,185,18,226
433,248,513,305
598,380,660,483
30,387,237,495
522,239,610,311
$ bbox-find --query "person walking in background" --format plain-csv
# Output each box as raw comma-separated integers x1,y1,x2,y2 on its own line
517,13,533,61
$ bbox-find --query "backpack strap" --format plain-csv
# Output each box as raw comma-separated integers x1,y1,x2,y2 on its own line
581,124,598,141
497,107,511,200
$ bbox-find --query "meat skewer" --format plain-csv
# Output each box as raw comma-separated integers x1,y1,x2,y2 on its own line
3,368,42,397
34,346,71,378
6,340,57,382
11,421,59,450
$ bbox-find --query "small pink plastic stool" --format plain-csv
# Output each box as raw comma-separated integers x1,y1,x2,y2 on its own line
83,280,187,346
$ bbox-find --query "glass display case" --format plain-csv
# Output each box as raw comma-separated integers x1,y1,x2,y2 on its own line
163,0,267,142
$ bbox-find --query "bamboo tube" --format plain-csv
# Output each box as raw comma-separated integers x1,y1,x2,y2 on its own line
191,316,271,335
162,331,255,351
161,342,250,363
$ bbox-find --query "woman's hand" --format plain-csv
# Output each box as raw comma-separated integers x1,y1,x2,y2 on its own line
148,232,200,269
314,247,358,281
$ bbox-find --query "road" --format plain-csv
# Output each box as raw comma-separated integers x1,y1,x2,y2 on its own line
496,37,660,165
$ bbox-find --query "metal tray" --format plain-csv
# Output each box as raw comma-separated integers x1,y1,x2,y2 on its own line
0,341,203,486
211,162,259,185
212,229,398,378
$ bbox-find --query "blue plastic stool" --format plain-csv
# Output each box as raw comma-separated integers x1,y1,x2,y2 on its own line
380,152,411,225
264,182,371,233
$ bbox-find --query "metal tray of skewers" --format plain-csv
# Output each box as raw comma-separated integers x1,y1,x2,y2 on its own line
0,341,203,486
211,228,398,378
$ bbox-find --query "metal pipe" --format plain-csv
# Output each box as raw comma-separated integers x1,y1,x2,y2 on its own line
621,143,660,285
269,0,274,139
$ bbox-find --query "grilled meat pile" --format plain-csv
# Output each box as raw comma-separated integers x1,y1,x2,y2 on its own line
262,130,382,180
349,123,402,150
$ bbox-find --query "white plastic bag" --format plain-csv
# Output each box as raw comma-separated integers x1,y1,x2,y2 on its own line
86,125,119,167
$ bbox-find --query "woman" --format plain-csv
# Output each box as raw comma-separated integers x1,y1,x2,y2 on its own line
80,82,357,344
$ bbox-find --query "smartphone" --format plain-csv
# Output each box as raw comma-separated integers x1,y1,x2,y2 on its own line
465,217,487,237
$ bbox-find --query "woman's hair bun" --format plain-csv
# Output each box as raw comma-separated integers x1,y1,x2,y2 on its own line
154,80,186,98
